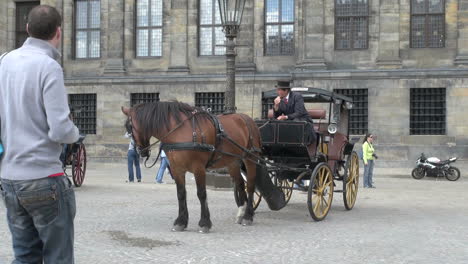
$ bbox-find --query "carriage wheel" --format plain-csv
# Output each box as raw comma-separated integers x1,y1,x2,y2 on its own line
307,163,334,221
343,151,359,210
72,144,87,187
234,169,262,210
274,176,293,205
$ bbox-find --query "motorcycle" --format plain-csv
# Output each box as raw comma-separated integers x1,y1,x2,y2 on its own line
411,153,460,181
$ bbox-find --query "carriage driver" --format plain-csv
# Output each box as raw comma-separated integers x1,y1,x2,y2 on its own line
273,80,316,144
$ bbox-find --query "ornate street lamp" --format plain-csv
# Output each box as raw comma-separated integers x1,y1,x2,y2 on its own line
217,0,246,114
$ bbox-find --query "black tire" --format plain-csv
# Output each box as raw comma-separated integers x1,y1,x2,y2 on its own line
411,167,425,180
446,167,461,181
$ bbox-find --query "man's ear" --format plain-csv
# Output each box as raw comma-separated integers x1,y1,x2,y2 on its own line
121,106,130,116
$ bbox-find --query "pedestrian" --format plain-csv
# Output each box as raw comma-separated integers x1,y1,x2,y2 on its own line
156,149,171,184
125,132,142,182
0,5,80,263
362,133,377,188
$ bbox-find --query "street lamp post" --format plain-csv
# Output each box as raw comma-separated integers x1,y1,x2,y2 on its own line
217,0,246,114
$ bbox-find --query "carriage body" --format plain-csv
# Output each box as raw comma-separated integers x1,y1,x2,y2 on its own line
249,87,360,221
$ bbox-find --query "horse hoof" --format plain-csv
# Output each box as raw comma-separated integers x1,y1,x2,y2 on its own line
241,219,253,226
236,216,243,225
198,226,210,233
171,225,186,232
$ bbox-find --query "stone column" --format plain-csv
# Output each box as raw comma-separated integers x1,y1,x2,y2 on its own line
104,0,126,74
295,0,327,70
235,0,256,72
376,0,402,68
454,0,468,66
167,0,190,73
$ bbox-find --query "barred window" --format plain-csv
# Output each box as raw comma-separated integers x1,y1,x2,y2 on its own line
410,88,446,135
69,94,97,134
199,0,225,56
334,89,368,135
130,93,160,107
75,0,101,59
335,0,369,50
15,2,40,48
195,93,225,114
265,0,295,55
136,0,163,57
262,95,274,119
410,0,445,48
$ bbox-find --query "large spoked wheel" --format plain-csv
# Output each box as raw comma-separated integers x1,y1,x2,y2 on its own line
274,176,294,205
411,167,425,180
234,169,262,210
446,167,460,181
307,163,334,221
72,144,87,187
343,151,359,210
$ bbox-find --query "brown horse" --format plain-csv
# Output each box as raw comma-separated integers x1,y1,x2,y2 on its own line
121,101,263,233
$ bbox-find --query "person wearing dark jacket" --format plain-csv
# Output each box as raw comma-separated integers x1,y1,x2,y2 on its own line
273,80,316,144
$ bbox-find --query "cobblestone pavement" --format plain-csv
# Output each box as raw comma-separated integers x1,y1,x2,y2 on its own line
1,162,468,264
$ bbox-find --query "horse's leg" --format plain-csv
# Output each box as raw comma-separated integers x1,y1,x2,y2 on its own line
242,160,256,226
194,169,212,233
229,164,248,224
172,172,189,232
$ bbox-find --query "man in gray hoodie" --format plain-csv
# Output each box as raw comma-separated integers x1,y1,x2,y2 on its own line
0,5,79,263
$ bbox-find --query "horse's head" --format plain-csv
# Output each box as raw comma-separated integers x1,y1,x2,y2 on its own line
121,106,151,157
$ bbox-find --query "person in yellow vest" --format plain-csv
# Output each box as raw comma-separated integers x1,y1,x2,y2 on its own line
362,133,377,188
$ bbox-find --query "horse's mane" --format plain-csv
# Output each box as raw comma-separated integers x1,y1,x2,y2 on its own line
133,101,206,139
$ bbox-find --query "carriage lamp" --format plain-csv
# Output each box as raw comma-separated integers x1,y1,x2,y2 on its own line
327,123,338,134
217,0,247,114
345,102,353,109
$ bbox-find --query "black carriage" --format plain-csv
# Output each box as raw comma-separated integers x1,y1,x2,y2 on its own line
235,87,360,221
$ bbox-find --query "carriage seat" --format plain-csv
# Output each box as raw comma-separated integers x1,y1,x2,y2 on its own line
267,109,325,120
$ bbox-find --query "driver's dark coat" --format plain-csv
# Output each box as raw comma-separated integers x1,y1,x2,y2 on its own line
273,91,313,123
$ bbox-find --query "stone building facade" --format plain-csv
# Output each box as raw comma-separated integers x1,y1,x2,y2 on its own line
1,0,467,167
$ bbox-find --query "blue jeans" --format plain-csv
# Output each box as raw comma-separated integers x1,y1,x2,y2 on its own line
127,149,141,182
363,160,375,187
0,176,76,264
156,157,170,183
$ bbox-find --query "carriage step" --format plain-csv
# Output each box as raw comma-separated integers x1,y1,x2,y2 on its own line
334,190,344,193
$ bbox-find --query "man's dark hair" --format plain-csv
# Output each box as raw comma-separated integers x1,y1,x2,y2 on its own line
27,5,62,40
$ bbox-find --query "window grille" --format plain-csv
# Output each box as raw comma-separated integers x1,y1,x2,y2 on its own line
334,89,368,135
199,0,225,56
410,88,446,135
130,93,160,107
265,0,295,55
335,0,369,50
15,2,40,48
195,93,225,114
136,0,163,57
410,0,445,48
69,94,97,134
75,0,101,58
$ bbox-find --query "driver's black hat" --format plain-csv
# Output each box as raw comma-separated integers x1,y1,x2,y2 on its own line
275,80,292,89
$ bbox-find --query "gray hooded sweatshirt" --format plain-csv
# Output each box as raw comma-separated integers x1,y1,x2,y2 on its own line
0,38,79,180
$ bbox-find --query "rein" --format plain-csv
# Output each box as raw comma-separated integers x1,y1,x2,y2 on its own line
130,110,201,168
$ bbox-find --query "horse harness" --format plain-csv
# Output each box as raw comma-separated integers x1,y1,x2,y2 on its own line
158,111,261,169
